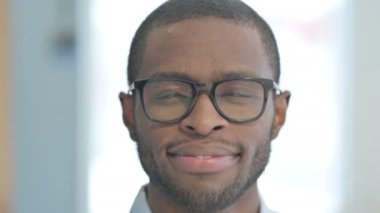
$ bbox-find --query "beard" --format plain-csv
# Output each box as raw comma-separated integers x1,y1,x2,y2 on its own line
135,131,272,213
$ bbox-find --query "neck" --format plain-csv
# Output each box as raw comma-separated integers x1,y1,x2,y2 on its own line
146,182,261,213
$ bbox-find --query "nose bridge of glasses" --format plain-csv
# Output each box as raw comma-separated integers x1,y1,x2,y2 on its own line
194,83,213,94
192,84,216,106
191,83,219,114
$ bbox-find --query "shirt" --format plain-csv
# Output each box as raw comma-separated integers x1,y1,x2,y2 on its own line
130,186,277,213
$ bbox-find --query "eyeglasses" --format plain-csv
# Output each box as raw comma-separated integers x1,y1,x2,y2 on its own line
128,78,281,123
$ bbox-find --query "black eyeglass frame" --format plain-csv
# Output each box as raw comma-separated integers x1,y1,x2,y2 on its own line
128,78,281,123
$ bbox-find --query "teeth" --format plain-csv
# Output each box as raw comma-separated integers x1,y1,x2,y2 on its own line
195,155,212,159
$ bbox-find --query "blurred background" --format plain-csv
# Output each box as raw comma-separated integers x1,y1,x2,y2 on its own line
1,0,379,212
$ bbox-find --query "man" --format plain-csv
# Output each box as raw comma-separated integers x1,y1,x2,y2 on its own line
120,0,290,212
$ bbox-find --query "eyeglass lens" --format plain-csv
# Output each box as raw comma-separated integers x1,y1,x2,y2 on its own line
142,80,266,122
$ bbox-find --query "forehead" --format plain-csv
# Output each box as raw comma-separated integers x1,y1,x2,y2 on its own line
139,17,273,82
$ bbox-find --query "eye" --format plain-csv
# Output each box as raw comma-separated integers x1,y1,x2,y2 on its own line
149,90,192,106
155,90,189,99
218,88,259,99
220,90,253,98
216,89,262,105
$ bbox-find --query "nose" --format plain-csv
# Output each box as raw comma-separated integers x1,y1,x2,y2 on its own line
180,93,229,136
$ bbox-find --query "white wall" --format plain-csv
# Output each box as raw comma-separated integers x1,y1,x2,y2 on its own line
10,0,78,212
344,0,380,212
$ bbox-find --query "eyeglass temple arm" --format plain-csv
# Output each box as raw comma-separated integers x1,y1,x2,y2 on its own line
127,82,135,95
273,82,282,95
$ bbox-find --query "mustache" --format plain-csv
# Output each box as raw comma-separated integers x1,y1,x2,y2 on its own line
165,136,244,153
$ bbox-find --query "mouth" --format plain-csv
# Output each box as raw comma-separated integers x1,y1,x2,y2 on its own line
167,144,241,174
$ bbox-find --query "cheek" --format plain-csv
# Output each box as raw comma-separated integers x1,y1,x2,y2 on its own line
236,115,274,144
135,109,174,161
135,98,179,145
231,118,273,158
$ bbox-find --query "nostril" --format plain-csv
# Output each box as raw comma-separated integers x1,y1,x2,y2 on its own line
213,125,224,131
186,125,195,131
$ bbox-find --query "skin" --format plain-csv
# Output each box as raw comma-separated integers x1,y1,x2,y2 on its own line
120,17,290,213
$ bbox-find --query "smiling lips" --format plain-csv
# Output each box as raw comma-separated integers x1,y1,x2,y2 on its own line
167,144,240,174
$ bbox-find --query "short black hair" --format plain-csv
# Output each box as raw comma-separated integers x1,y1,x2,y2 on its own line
127,0,280,84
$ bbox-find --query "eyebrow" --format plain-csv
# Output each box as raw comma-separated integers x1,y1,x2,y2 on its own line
145,70,259,82
216,72,258,80
147,72,194,81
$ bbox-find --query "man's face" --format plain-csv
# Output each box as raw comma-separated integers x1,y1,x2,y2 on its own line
121,18,289,211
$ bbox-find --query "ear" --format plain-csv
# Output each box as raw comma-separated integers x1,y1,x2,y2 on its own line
271,91,291,139
119,92,138,141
